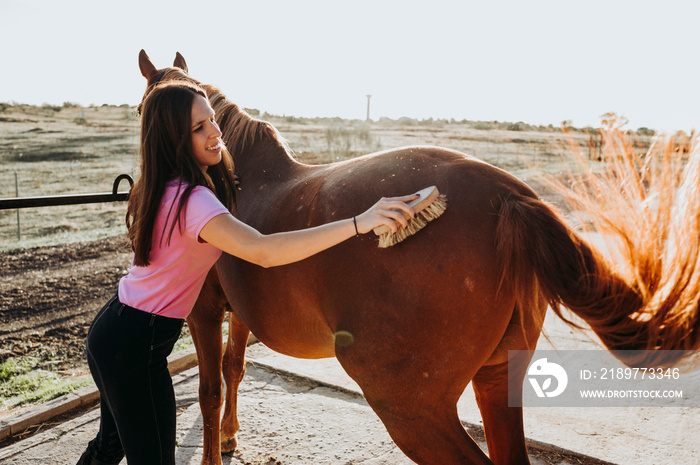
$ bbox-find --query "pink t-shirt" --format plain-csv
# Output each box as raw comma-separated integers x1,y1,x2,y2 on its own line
118,179,230,319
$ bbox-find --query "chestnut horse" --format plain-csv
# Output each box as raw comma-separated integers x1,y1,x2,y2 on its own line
138,51,700,465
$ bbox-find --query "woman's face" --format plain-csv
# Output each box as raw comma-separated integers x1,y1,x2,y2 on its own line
190,94,223,171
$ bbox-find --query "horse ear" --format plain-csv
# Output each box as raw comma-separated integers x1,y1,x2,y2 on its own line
173,52,188,73
139,49,158,80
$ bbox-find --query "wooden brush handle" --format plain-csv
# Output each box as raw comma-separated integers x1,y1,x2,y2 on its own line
373,186,440,236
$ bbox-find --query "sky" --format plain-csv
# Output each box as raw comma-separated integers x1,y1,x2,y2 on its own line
2,0,699,133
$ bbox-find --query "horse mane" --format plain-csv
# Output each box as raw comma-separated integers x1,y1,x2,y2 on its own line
205,85,290,157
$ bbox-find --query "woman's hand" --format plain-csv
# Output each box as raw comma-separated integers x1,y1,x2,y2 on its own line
354,194,419,234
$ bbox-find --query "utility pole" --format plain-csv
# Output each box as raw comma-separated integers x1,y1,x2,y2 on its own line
366,94,372,121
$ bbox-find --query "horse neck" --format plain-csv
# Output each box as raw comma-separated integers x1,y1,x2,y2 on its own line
234,137,301,186
208,89,301,183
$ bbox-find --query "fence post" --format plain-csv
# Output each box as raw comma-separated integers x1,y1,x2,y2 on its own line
14,172,20,241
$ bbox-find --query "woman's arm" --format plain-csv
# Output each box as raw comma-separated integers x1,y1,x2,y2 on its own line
199,195,417,268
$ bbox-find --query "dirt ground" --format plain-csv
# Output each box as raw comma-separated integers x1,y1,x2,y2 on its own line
0,235,132,376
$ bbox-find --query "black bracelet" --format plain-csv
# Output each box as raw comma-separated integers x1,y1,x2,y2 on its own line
352,216,359,236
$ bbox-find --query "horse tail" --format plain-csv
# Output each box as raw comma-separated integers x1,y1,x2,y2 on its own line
495,193,700,366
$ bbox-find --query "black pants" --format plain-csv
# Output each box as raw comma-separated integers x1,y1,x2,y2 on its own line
85,295,184,464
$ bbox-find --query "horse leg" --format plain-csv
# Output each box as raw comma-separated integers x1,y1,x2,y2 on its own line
472,358,532,465
471,297,545,465
340,353,492,465
187,269,230,465
219,311,250,453
359,385,492,465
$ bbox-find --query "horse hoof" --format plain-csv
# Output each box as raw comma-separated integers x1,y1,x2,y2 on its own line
221,436,238,454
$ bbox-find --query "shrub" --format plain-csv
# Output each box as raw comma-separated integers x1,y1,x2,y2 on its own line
397,116,418,126
472,121,496,130
41,103,62,113
324,122,380,161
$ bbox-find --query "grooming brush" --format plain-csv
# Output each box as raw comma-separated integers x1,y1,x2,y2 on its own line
373,185,447,248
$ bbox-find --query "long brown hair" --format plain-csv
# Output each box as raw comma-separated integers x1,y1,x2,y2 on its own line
127,81,236,266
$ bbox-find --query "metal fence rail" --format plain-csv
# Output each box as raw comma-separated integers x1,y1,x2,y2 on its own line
0,174,133,210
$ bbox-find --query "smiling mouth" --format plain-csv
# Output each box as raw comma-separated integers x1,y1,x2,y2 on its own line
206,141,223,151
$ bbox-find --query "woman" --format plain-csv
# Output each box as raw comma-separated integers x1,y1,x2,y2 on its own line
77,81,417,465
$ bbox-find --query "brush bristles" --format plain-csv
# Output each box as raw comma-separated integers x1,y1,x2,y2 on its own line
378,194,447,248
